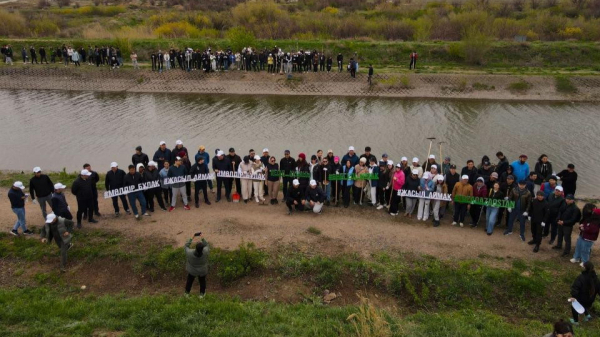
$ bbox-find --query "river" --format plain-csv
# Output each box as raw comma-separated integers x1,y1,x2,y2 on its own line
0,89,598,197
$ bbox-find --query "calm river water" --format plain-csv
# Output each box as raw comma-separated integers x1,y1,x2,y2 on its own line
0,89,598,197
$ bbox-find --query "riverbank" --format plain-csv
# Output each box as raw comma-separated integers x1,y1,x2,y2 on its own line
1,66,599,101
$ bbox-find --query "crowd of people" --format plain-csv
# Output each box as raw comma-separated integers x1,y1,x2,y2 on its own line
1,44,376,79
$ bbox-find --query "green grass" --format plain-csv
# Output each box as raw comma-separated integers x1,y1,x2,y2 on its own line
0,169,105,190
555,76,578,94
306,226,322,235
507,80,533,93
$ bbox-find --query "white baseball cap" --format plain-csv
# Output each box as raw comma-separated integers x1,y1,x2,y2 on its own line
45,213,56,224
148,161,157,167
176,156,182,161
431,164,438,169
411,169,419,175
110,162,118,168
54,183,66,189
387,160,393,166
429,154,435,159
81,169,92,176
412,157,419,163
396,163,402,168
176,140,183,145
159,141,166,146
348,146,355,151
436,175,445,181
217,150,224,156
423,172,431,179
254,155,261,161
401,157,407,162
555,186,564,192
461,175,469,180
13,181,25,189
263,148,269,153
33,167,42,173
309,179,317,186
293,179,300,186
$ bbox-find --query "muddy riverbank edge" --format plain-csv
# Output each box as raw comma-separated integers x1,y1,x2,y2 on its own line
1,67,599,101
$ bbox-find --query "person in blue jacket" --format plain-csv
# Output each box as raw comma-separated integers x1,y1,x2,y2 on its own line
152,141,172,172
194,145,213,193
341,160,355,208
341,146,359,168
511,154,530,183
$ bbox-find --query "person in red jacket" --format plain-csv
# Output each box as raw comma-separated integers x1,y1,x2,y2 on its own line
571,204,600,267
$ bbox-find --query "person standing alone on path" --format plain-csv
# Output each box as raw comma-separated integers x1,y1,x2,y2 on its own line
368,64,374,85
409,51,418,70
29,167,54,220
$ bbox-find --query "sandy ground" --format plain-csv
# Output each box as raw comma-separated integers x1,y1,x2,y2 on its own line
1,66,599,101
2,188,590,265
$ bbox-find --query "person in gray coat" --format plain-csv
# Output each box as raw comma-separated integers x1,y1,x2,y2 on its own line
184,232,209,297
40,213,74,272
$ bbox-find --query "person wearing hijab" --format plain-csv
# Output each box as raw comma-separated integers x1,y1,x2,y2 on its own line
238,156,253,203
431,175,448,227
417,172,434,221
251,155,266,203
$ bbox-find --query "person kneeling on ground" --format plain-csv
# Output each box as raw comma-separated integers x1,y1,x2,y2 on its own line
542,319,573,337
306,179,325,214
40,213,74,273
568,261,600,325
184,232,209,298
286,179,305,215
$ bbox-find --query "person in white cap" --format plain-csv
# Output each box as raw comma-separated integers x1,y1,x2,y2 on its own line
171,140,188,164
51,183,72,220
402,168,420,217
71,169,97,229
429,164,438,177
251,155,266,203
212,150,232,202
40,213,74,272
83,163,101,217
423,154,438,173
167,157,191,211
432,175,448,227
341,146,359,168
105,162,131,217
451,175,473,227
544,185,565,244
411,158,423,178
306,179,325,214
29,166,54,220
417,172,435,221
145,161,167,212
9,181,33,236
153,141,172,171
353,157,369,205
286,179,305,214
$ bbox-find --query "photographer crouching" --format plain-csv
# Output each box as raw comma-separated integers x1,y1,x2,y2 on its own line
184,232,210,298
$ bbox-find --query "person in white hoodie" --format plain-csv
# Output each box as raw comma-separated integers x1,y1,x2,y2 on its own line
251,155,266,203
411,157,423,178
417,172,434,221
238,156,253,203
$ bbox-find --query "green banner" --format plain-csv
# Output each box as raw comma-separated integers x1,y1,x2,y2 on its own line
328,173,379,181
270,170,311,178
454,195,515,208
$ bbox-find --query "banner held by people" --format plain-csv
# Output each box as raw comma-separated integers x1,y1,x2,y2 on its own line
398,189,452,201
216,171,265,180
162,173,215,186
454,195,515,208
104,180,160,199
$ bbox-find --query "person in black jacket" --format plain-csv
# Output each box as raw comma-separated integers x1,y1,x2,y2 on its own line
337,53,343,72
557,164,578,197
569,262,600,324
212,150,232,202
51,183,72,220
296,153,310,196
529,191,547,252
105,162,130,216
286,179,305,214
306,180,325,214
553,195,582,257
190,157,211,208
132,146,149,167
461,160,479,186
71,169,96,228
495,151,509,178
545,186,565,244
227,148,242,197
145,161,166,212
29,167,54,219
153,141,172,172
123,165,149,219
84,164,101,217
279,150,296,201
534,154,553,192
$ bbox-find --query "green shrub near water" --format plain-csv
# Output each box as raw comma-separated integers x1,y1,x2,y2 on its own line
555,76,578,93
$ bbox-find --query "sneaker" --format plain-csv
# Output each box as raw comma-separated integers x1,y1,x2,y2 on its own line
580,262,585,268
452,222,457,226
10,229,18,236
376,205,384,210
548,239,555,245
199,293,205,299
126,210,132,215
561,252,570,257
390,213,398,216
570,258,580,264
569,318,579,325
519,234,525,242
184,293,190,298
459,223,464,228
183,205,191,210
527,240,536,245
487,232,492,236
89,219,98,224
504,231,513,236
115,212,120,217
470,224,477,228
161,207,167,211
135,214,140,220
205,201,211,205
195,203,199,208
533,245,539,253
168,206,175,212
143,213,151,216
584,314,592,322
77,222,82,229
23,230,34,236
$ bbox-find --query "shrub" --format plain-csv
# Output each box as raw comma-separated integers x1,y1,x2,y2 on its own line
57,0,71,8
226,27,256,52
0,10,28,37
555,76,577,93
507,80,532,92
31,19,60,37
460,27,492,65
154,21,201,38
212,242,266,285
307,226,322,235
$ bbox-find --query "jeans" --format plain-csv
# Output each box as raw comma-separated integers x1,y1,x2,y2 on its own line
453,203,467,222
12,207,27,232
324,183,331,202
556,225,573,254
36,194,53,219
185,274,206,295
507,207,527,237
486,207,499,234
573,236,594,263
111,194,129,213
127,191,147,216
432,200,442,221
405,197,417,215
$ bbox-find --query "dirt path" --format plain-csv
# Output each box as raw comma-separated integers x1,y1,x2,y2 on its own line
0,188,572,263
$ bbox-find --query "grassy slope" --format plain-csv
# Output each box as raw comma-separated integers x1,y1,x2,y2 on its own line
0,229,599,336
1,38,600,75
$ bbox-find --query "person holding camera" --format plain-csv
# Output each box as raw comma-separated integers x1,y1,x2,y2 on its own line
184,232,210,298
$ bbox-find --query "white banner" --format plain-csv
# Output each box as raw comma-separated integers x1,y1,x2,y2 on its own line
398,189,452,201
103,180,160,199
162,173,215,185
216,171,265,180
